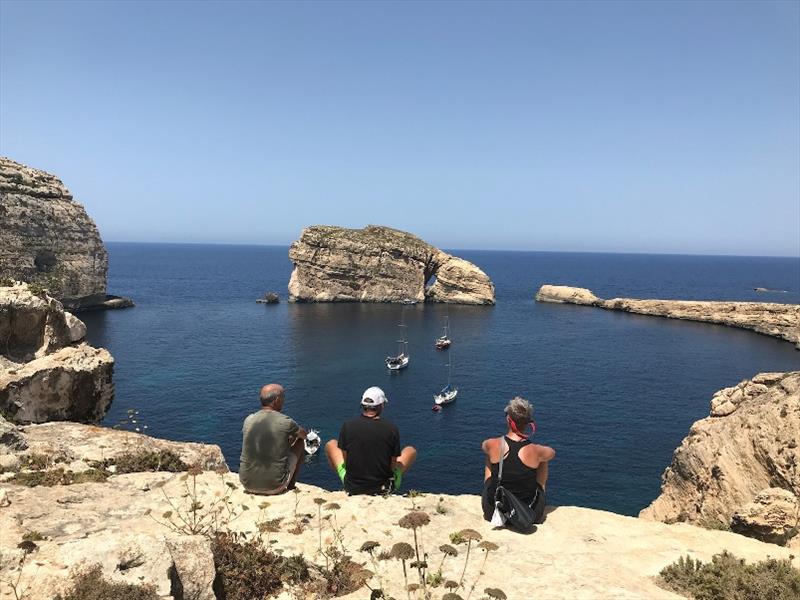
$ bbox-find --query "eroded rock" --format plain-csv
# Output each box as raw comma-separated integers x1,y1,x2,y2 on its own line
288,225,495,305
730,488,800,546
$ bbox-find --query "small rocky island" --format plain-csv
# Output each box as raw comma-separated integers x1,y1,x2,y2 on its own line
535,285,800,349
288,225,496,305
0,157,132,311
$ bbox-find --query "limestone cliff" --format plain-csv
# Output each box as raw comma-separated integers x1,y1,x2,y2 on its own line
640,371,800,548
0,283,113,423
0,157,110,309
288,225,495,305
535,285,800,348
0,423,796,600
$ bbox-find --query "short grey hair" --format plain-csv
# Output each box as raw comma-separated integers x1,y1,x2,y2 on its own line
505,396,533,426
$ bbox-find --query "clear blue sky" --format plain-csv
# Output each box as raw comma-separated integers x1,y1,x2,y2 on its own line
1,1,798,256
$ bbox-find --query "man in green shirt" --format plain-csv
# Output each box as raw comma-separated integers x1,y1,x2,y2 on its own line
239,383,307,494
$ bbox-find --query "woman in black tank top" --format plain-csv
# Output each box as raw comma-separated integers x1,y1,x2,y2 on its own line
480,397,556,524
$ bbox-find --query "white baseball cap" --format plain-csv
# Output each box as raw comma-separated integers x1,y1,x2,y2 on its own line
361,386,388,407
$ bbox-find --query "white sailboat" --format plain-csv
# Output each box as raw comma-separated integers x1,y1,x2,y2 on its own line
304,429,321,455
434,354,458,405
386,312,410,370
435,315,452,349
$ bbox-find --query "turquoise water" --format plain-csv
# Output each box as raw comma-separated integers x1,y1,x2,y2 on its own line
81,244,800,515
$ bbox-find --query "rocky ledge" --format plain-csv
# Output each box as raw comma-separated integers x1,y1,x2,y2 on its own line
535,285,800,348
288,225,495,305
0,283,113,423
641,371,800,548
0,421,796,600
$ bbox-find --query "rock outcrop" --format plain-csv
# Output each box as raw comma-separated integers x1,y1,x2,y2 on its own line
0,425,796,600
535,285,800,348
0,283,113,423
640,372,800,548
288,225,495,305
0,157,109,309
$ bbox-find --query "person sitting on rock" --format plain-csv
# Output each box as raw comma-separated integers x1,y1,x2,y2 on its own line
325,386,416,495
239,383,307,495
481,396,555,524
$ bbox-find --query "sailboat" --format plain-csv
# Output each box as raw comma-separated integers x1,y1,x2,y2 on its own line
386,312,410,370
435,316,452,350
433,354,458,405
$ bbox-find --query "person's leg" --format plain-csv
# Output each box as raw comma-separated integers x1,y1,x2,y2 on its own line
395,446,417,474
286,438,304,490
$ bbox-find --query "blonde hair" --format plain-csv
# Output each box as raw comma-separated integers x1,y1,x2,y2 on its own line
504,396,533,428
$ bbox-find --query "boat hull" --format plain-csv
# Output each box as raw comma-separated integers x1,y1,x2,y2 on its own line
434,389,458,405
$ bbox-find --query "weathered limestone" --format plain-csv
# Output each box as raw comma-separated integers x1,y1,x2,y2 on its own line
535,285,800,348
288,225,495,305
0,157,108,309
0,283,114,423
730,488,800,546
640,372,800,548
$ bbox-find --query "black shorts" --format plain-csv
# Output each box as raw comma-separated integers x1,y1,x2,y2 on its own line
481,478,546,523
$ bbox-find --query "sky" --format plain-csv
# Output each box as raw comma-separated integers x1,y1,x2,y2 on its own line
1,1,798,256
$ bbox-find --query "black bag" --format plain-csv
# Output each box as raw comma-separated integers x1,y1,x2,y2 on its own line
492,438,544,532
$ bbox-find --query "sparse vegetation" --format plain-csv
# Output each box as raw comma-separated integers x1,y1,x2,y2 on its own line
659,551,800,600
53,564,160,600
102,449,188,474
25,283,48,297
9,467,107,487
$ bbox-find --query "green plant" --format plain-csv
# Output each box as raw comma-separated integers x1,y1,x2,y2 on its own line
102,449,187,474
53,564,159,600
25,283,48,298
20,531,43,542
9,467,107,487
659,551,800,600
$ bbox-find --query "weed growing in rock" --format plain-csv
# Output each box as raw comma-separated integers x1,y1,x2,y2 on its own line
0,544,35,600
9,467,107,487
52,564,159,600
659,551,800,600
20,531,43,543
102,449,187,474
399,511,431,594
453,529,482,588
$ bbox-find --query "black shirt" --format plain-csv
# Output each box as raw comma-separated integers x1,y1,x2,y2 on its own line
338,415,401,495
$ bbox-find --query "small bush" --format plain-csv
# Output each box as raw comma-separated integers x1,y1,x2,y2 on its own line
0,277,15,287
659,551,800,600
21,531,44,542
54,564,160,600
211,532,310,599
105,449,188,474
26,283,48,297
9,467,107,487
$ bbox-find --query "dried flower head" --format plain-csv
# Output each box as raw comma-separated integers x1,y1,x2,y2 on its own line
409,560,428,569
439,544,458,557
214,464,228,475
398,511,431,529
455,528,482,542
324,502,341,511
444,580,460,589
484,588,507,599
377,550,392,561
17,541,37,554
390,542,415,560
313,497,327,506
359,540,381,553
478,541,499,552
442,593,464,600
187,465,203,477
407,583,420,592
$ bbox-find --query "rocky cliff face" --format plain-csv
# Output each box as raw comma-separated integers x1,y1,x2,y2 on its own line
640,371,800,548
0,423,796,600
535,285,800,348
0,157,108,309
288,225,495,305
0,283,113,423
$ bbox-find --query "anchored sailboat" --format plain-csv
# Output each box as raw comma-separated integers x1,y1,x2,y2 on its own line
435,315,452,350
386,311,410,370
434,353,458,405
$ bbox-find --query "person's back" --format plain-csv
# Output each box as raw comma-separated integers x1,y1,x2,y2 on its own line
239,384,306,495
338,414,400,494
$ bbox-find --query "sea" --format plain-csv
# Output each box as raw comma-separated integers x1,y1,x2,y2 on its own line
81,243,800,516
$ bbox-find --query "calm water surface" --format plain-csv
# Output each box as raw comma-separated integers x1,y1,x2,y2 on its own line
82,243,800,516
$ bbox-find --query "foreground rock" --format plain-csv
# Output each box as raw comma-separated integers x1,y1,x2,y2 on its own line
288,225,495,305
1,453,796,598
535,285,800,348
641,371,800,549
0,283,113,423
0,157,112,309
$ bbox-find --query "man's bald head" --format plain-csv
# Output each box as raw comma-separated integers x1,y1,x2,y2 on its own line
260,384,285,409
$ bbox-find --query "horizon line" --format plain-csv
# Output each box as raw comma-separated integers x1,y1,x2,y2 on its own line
104,239,800,260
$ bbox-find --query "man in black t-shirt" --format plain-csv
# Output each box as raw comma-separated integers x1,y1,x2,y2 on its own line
324,386,417,495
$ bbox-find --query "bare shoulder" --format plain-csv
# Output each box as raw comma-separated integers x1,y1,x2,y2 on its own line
534,444,556,461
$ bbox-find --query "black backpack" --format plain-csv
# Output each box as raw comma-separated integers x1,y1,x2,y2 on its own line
493,438,545,532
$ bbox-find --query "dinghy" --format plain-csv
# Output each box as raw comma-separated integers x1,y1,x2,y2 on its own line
304,429,321,455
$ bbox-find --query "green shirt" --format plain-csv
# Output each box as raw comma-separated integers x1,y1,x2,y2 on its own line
239,409,299,492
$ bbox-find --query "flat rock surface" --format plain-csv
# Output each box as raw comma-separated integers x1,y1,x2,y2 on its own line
289,225,495,305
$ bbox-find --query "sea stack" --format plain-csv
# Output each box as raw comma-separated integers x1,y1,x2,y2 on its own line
288,225,495,305
0,157,126,310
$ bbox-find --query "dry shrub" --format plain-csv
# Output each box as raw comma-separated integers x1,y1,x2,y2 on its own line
104,449,188,474
659,551,800,600
54,564,159,600
9,467,107,487
211,532,309,599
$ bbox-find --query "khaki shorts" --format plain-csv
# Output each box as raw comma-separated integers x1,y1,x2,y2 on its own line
244,452,299,496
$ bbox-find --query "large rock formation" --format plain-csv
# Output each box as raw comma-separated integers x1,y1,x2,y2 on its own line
640,372,800,548
0,157,110,309
288,225,495,305
535,285,800,348
0,424,796,600
0,283,113,423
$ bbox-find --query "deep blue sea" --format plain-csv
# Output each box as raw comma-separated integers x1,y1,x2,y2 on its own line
81,243,800,516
